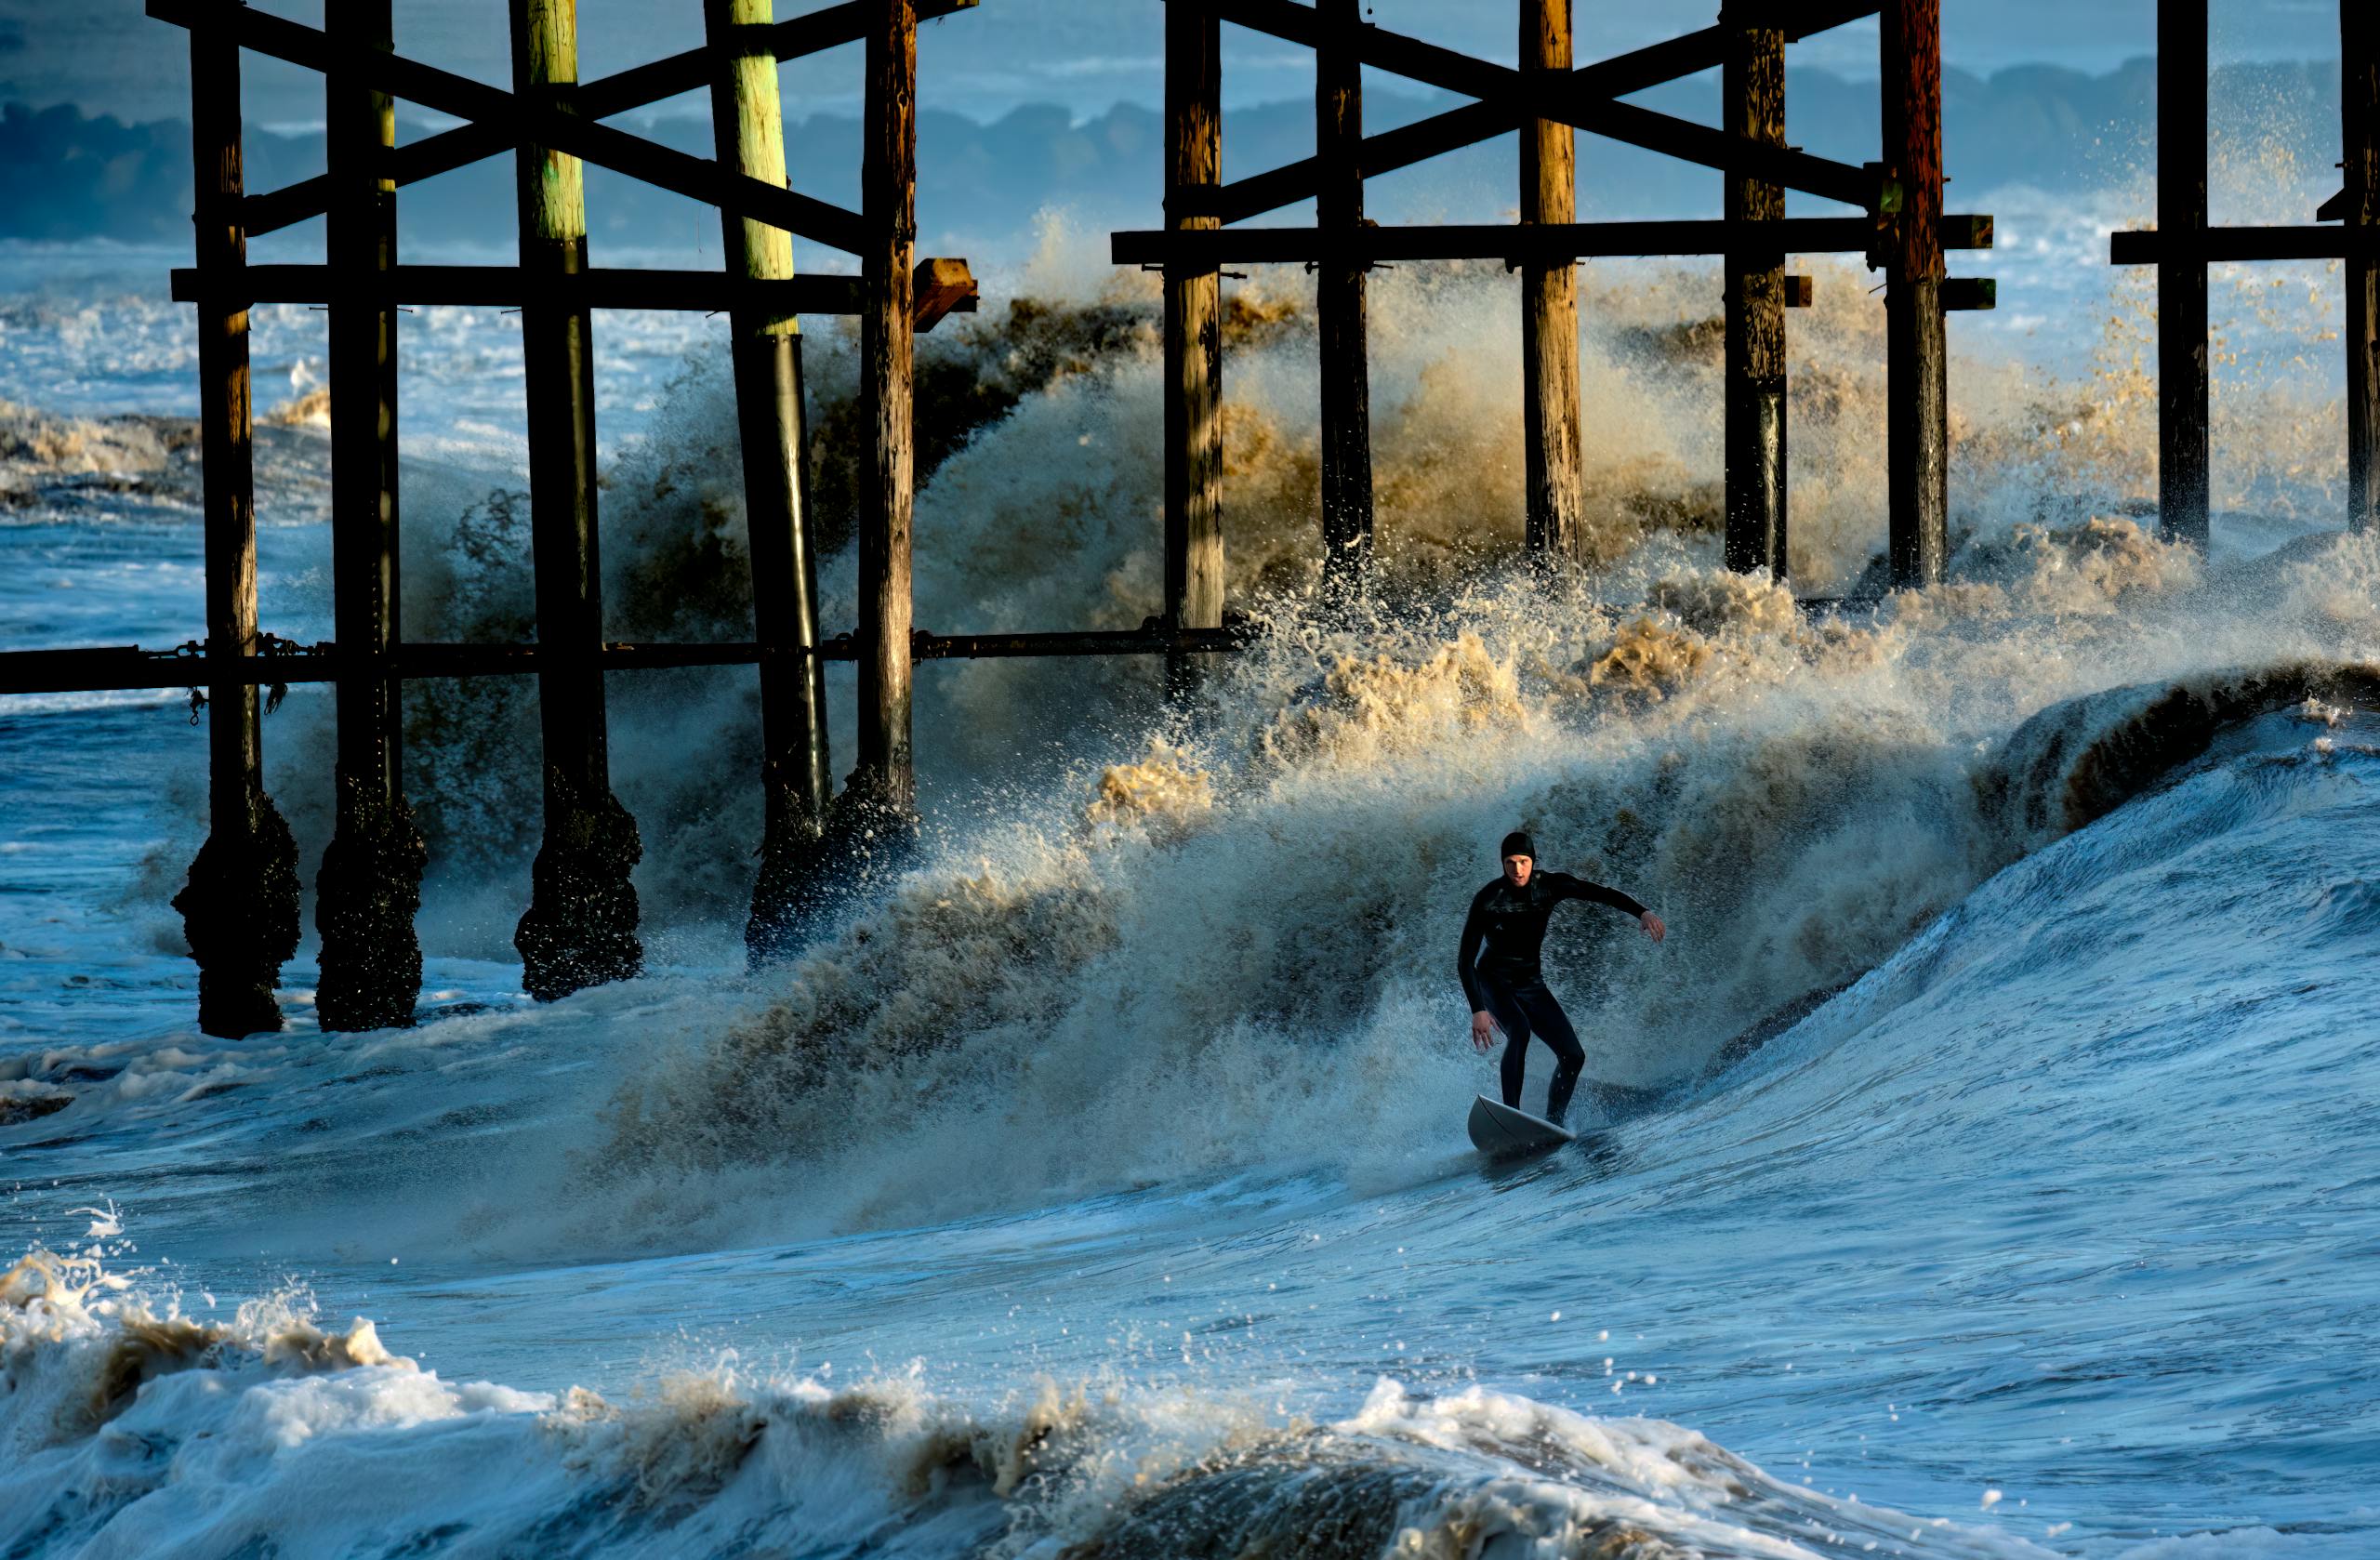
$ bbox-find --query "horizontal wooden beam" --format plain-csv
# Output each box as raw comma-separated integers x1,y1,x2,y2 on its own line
243,0,980,237
1174,0,1889,210
1942,276,1995,311
1112,215,1992,265
148,0,867,252
1202,2,1880,224
0,624,1252,696
2109,226,2380,264
166,259,978,326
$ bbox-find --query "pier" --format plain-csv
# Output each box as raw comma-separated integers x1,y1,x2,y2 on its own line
0,0,2372,1038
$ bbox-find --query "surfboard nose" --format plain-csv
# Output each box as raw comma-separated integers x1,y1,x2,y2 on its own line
1468,1094,1576,1154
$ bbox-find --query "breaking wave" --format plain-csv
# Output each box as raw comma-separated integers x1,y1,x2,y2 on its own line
1,1223,2053,1559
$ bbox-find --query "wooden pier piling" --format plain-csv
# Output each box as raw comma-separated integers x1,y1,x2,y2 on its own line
1520,0,1586,565
1882,0,1948,588
857,0,919,821
1164,1,1225,690
1316,0,1373,594
2159,0,2212,549
706,0,836,955
2347,0,2377,535
174,11,300,1038
315,0,426,1032
1723,8,1788,579
508,0,643,1000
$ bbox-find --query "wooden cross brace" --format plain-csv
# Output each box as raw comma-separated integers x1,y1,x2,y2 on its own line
238,0,981,238
147,0,877,253
1203,1,1882,224
1168,0,1897,216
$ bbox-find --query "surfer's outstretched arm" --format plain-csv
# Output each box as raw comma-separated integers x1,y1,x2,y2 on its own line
1547,873,1666,942
1457,886,1498,1050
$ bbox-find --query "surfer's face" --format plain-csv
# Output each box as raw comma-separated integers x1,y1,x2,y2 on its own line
1502,853,1532,887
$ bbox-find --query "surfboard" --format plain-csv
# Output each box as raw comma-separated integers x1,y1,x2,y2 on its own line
1467,1094,1576,1155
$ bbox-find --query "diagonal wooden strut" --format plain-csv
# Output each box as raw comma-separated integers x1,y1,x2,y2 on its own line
1170,0,1893,212
1203,2,1880,226
244,0,980,238
147,0,867,253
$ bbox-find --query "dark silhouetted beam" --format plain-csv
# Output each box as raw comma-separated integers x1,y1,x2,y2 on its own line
1113,216,1991,266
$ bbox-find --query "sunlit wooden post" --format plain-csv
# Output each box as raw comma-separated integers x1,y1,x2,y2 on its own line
707,0,836,954
1724,7,1788,579
857,0,919,819
316,0,426,1031
509,0,644,999
1316,0,1373,593
1882,0,1948,586
1164,0,1225,691
175,7,300,1038
1520,0,1585,564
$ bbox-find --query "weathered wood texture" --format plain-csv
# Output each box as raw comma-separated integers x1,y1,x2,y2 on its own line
1724,9,1788,578
858,0,919,815
1316,0,1373,591
1165,2,1225,687
509,0,643,1000
2159,0,2211,548
2347,0,2377,534
707,0,835,958
1520,0,1585,563
315,0,425,1032
173,14,299,1040
1882,0,1948,587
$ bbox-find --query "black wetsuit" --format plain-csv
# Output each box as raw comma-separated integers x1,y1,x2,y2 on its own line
1456,872,1647,1125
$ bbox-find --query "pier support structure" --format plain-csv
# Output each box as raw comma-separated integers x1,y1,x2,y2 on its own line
508,0,644,1000
1519,0,1586,565
315,0,426,1031
1723,7,1788,579
2347,0,2377,535
175,14,300,1038
2159,0,2212,549
707,0,835,956
1882,0,1948,587
1164,1,1225,689
856,0,919,825
1316,0,1373,595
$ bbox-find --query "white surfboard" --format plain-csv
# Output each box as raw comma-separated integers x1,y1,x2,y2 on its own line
1467,1094,1576,1155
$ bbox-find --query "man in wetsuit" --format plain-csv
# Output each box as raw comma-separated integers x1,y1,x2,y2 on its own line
1457,831,1665,1127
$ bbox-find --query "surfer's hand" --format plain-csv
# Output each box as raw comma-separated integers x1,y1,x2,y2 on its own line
1471,1011,1498,1051
1641,912,1666,944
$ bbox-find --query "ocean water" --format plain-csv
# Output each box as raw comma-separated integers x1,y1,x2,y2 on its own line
4,182,2378,1560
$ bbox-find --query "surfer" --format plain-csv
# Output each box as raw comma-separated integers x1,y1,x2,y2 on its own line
1457,831,1665,1127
